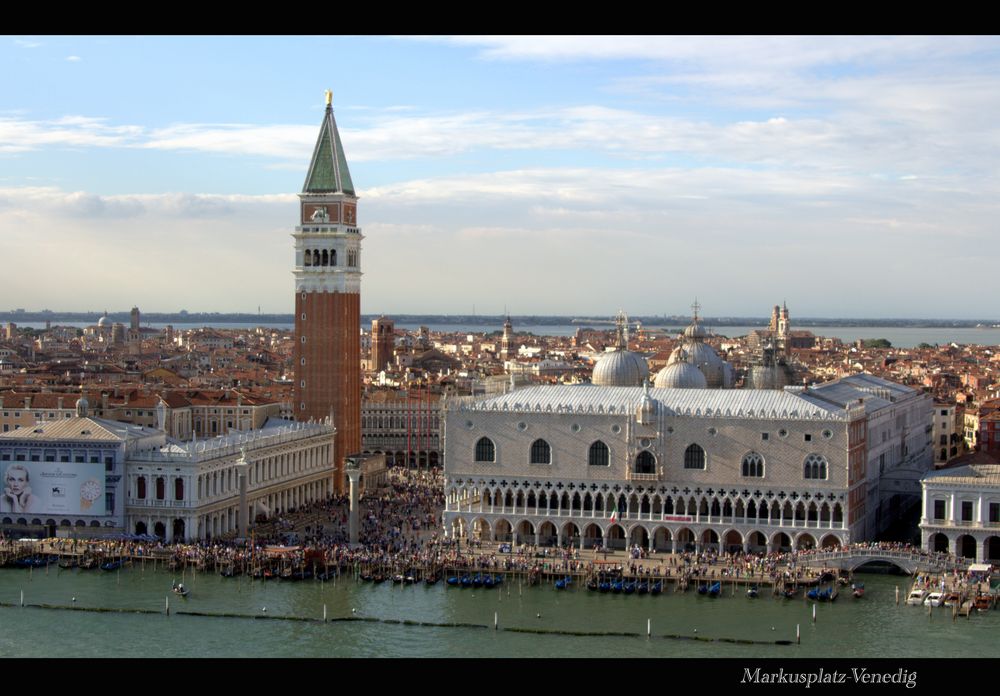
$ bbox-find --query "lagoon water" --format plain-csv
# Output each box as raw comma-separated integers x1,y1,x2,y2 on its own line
0,567,996,658
19,322,1000,349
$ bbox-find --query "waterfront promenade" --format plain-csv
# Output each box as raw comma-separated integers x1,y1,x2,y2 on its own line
0,467,977,596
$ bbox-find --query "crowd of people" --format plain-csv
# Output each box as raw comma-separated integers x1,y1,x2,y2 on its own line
0,468,982,589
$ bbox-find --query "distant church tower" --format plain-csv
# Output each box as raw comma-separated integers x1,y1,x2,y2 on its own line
500,315,514,361
293,90,362,494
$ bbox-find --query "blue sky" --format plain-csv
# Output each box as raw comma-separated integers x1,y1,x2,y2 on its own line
2,36,999,318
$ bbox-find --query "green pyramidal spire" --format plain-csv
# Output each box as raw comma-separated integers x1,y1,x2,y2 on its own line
302,95,355,195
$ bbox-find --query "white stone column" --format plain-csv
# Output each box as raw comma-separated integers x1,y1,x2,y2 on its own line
235,448,249,539
347,463,362,546
950,493,956,524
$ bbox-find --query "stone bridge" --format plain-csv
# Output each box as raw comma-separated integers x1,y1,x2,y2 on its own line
798,548,970,575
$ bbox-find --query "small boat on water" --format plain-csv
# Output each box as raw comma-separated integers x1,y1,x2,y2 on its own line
852,582,865,599
708,581,721,597
623,581,636,595
807,586,838,602
906,588,928,606
586,578,598,591
472,574,484,588
942,592,960,607
697,583,709,595
100,560,123,572
974,594,994,611
424,573,439,586
554,576,572,590
637,581,649,595
59,558,79,570
611,580,623,594
171,581,189,598
924,592,944,607
747,585,759,599
460,575,472,588
446,576,459,587
650,581,663,595
782,586,798,599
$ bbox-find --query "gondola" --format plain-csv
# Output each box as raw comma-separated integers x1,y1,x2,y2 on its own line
650,580,663,595
782,586,798,599
483,575,496,588
697,583,709,595
637,580,649,595
852,582,865,598
747,585,759,599
611,580,624,594
446,576,460,587
100,559,123,572
623,581,636,595
708,581,721,597
171,581,189,598
424,573,440,586
587,578,599,591
472,574,484,588
554,576,572,590
460,575,472,588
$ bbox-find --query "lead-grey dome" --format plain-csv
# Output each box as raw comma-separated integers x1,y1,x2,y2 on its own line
654,352,708,389
592,349,649,387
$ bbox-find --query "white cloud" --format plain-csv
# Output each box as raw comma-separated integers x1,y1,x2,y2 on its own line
66,55,81,62
13,39,42,49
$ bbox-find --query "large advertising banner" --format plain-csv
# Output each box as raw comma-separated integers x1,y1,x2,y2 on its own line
1,462,105,516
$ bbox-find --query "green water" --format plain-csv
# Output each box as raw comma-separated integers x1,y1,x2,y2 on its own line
0,567,995,658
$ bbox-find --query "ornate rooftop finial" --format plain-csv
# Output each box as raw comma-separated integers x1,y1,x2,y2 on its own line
614,310,629,349
691,298,701,321
325,89,332,107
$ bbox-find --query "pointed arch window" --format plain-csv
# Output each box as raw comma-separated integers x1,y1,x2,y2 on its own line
304,249,313,267
474,437,495,463
804,454,828,480
530,439,551,465
684,443,706,470
589,441,610,467
634,450,656,474
741,452,765,478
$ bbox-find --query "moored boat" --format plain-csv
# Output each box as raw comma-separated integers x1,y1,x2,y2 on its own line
708,581,721,597
747,585,759,599
852,582,865,598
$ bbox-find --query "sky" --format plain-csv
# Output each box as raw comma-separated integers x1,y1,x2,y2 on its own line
2,35,999,320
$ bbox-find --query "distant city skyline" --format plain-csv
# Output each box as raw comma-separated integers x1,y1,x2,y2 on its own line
3,36,999,318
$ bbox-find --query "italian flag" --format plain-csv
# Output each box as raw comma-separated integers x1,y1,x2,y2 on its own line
609,501,619,525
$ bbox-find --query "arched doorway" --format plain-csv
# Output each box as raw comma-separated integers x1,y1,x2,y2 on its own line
153,521,166,539
985,536,1000,562
819,534,840,550
515,520,535,545
931,532,949,553
562,522,580,548
135,521,148,535
724,530,742,553
701,529,719,551
676,528,695,552
494,519,512,542
796,533,816,550
957,534,977,559
747,531,767,553
772,532,792,552
629,525,649,549
606,524,626,550
173,519,185,542
473,518,491,541
538,521,557,546
653,527,672,552
583,523,603,547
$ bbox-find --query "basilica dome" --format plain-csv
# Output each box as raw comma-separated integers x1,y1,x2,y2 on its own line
654,350,708,389
592,349,649,387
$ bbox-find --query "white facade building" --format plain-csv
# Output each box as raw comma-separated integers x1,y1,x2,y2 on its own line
126,418,335,542
443,374,932,553
920,458,1000,562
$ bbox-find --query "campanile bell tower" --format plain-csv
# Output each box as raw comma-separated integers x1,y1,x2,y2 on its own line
293,90,362,493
